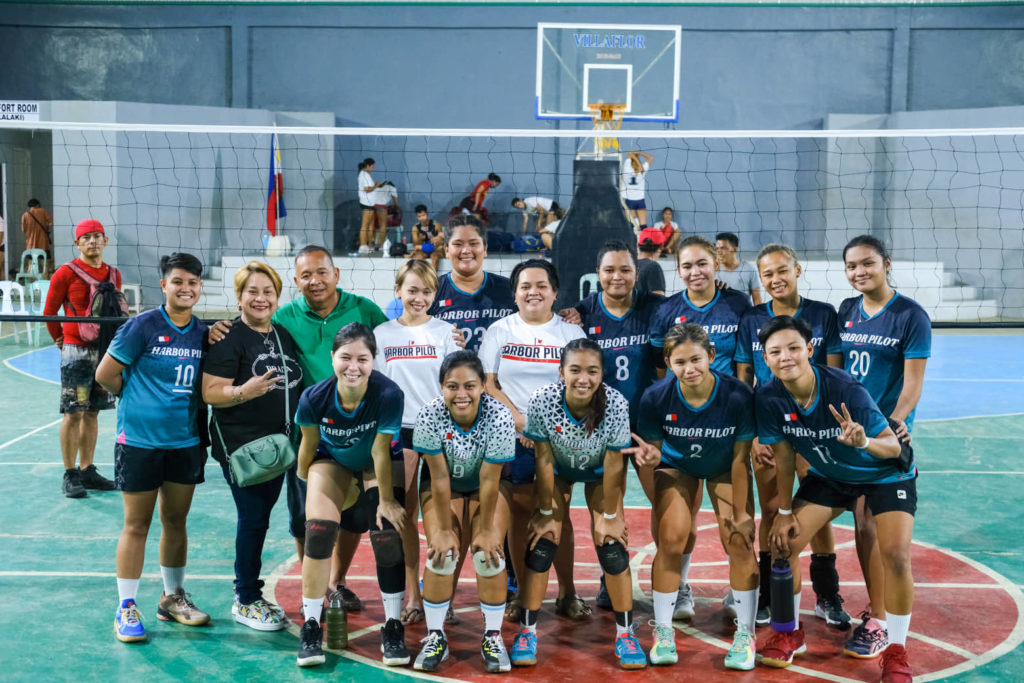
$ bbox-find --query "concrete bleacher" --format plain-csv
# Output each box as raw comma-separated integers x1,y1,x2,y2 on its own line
197,253,998,323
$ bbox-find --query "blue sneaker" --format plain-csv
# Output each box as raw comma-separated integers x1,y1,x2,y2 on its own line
115,599,147,642
510,628,538,666
615,626,647,669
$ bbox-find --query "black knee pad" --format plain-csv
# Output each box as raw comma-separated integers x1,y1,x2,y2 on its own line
596,541,630,575
304,519,340,560
525,537,558,573
369,528,404,567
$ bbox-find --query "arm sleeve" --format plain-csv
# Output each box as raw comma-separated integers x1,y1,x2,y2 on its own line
43,268,70,341
522,390,549,442
377,385,404,435
411,404,442,455
478,324,502,374
823,305,842,355
755,391,785,445
902,307,932,359
203,330,240,379
294,387,317,427
733,314,754,364
106,317,145,367
636,388,663,442
485,404,517,463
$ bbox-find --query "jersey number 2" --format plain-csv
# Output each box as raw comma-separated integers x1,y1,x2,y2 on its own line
848,350,871,377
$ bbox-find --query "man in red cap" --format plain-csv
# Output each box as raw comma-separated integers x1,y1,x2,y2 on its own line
44,219,121,497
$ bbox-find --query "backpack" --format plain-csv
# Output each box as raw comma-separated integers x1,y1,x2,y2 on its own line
65,261,130,354
389,241,408,257
512,235,543,253
487,231,515,253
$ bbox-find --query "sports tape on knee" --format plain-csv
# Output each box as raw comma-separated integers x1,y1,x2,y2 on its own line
473,550,506,578
304,519,340,560
596,541,630,575
525,537,558,573
369,528,404,567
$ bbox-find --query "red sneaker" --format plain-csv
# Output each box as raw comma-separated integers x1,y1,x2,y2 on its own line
759,628,806,668
880,643,913,683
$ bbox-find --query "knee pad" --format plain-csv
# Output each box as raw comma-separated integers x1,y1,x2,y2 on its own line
524,537,558,573
596,541,630,576
369,528,404,567
473,550,506,578
304,519,340,560
426,550,459,576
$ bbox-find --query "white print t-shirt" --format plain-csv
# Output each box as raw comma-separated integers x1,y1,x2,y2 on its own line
621,160,650,200
358,170,375,205
478,313,587,416
523,196,553,213
371,182,397,207
374,317,461,427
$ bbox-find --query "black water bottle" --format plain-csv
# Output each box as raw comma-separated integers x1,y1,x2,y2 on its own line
325,595,348,649
769,558,796,632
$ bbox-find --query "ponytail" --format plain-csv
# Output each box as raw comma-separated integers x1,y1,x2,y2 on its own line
584,382,608,437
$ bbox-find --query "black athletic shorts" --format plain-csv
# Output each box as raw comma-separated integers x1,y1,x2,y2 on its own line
309,444,407,534
115,443,206,493
796,472,917,516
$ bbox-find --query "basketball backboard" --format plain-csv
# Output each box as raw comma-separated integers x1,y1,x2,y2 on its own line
536,23,681,122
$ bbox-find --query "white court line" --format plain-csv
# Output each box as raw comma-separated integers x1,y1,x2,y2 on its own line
925,378,1024,383
918,411,1024,423
0,418,62,452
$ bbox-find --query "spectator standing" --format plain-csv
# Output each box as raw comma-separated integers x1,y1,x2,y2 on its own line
715,232,762,305
22,199,53,269
636,234,667,297
357,158,385,254
621,150,653,230
44,219,120,498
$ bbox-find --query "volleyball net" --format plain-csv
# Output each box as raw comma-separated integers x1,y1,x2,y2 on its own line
1,121,1023,338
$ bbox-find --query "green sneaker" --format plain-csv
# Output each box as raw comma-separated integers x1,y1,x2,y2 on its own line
724,622,756,671
648,623,678,665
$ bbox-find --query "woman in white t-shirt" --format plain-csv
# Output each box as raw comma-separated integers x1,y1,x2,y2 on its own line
357,158,385,253
375,259,461,625
478,259,589,622
621,150,654,231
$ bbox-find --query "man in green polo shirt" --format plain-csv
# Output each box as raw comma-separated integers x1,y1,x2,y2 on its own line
274,245,387,384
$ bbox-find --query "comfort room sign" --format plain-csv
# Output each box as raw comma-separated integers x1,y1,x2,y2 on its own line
0,102,40,122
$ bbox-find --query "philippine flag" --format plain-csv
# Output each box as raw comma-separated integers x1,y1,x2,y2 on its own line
555,425,563,434
445,432,453,440
783,413,797,422
267,132,287,236
675,316,687,324
845,320,854,328
157,335,170,342
589,326,602,335
322,417,335,424
666,413,677,421
439,299,452,307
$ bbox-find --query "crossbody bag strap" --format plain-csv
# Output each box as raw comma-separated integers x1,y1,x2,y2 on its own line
272,326,291,437
212,413,230,458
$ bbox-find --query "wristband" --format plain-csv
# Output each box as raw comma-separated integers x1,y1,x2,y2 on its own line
538,508,553,516
602,512,618,520
778,508,793,516
857,436,870,450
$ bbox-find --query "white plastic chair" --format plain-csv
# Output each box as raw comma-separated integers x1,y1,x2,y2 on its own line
15,249,49,286
121,284,143,314
0,280,33,344
26,280,51,345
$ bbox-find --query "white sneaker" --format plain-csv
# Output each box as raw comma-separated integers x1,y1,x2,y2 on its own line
672,583,695,620
358,245,371,254
233,598,286,631
723,590,738,619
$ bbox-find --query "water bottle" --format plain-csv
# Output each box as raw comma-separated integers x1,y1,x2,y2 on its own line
769,558,796,632
325,595,348,649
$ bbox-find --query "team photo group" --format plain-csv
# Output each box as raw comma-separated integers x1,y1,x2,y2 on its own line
58,210,927,683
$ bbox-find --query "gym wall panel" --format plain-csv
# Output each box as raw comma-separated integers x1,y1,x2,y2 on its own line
0,25,231,107
908,29,1024,112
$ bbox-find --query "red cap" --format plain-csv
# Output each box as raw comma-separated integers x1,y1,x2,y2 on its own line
75,219,105,240
638,227,667,246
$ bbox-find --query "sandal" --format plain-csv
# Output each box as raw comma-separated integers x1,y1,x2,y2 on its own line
555,593,593,621
445,604,460,625
400,605,424,625
504,592,523,623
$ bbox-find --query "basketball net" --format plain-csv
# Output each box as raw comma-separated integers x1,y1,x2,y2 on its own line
589,103,625,158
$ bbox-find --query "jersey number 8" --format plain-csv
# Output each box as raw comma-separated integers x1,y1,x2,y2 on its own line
615,355,629,381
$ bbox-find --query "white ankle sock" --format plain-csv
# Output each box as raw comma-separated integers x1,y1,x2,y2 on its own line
679,553,692,587
653,590,676,627
886,612,909,644
793,592,802,629
481,601,504,633
117,577,140,603
733,588,758,631
424,598,449,633
302,596,324,625
381,591,404,623
160,565,185,595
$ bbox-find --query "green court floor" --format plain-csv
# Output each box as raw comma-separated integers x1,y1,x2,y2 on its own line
1,332,1022,682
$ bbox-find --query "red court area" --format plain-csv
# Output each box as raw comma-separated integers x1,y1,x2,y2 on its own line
274,508,1021,681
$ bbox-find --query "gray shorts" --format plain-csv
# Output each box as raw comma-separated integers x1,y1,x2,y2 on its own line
59,344,115,414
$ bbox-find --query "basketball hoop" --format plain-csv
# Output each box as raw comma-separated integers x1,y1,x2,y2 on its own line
588,103,626,157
